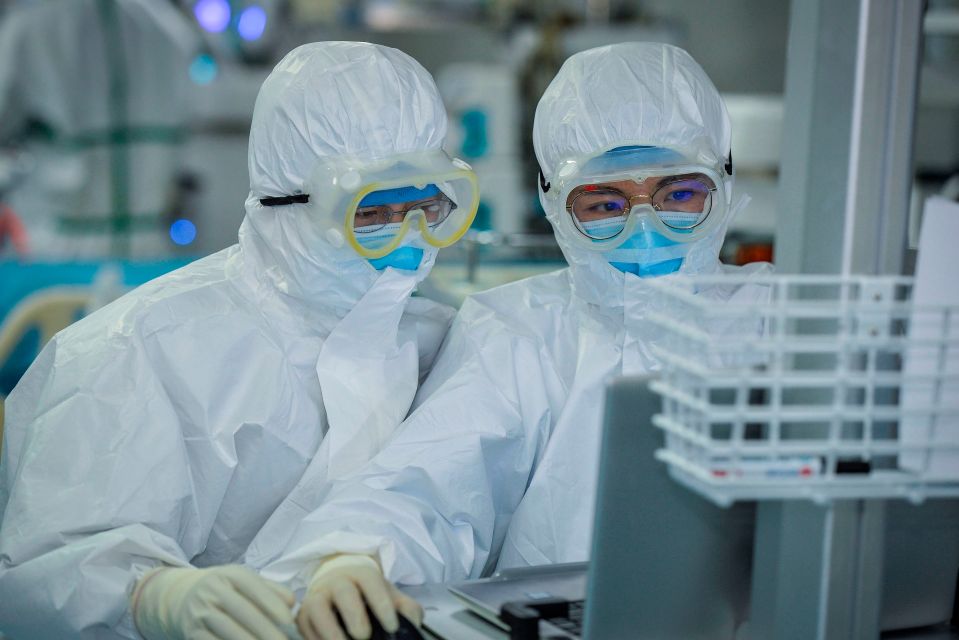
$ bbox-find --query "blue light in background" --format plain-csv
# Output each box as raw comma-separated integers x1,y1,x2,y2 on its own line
194,0,231,33
170,219,197,246
238,5,267,41
189,54,218,85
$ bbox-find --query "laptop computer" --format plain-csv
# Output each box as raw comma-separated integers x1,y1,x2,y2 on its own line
447,374,756,639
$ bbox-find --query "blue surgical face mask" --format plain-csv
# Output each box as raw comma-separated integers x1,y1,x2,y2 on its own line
580,219,689,277
354,222,424,271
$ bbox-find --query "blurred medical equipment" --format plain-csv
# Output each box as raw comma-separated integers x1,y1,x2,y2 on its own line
0,288,92,369
0,285,90,435
79,0,954,280
0,150,32,256
0,0,201,258
438,64,524,235
0,203,26,257
0,261,130,460
0,260,188,395
644,232,959,637
184,0,287,62
647,271,958,505
720,94,781,265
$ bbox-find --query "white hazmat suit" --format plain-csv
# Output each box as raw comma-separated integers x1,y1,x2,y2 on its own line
0,42,454,638
243,42,773,589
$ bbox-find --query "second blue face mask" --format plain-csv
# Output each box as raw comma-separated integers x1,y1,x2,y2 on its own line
580,219,689,277
366,247,425,271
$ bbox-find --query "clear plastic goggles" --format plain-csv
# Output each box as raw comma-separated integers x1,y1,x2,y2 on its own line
547,145,728,250
305,150,480,259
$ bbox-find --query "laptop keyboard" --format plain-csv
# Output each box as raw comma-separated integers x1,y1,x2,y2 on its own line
543,599,585,638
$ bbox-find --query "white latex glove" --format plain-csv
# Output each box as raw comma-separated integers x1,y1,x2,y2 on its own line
131,565,296,640
297,554,423,640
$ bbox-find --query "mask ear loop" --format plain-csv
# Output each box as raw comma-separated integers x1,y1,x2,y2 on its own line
259,194,310,207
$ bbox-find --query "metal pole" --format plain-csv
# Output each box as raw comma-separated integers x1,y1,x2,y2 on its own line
757,1,924,638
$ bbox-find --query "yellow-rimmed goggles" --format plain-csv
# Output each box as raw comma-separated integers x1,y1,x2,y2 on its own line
344,169,479,259
283,150,480,260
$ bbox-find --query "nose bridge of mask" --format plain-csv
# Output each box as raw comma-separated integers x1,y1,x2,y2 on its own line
629,202,659,224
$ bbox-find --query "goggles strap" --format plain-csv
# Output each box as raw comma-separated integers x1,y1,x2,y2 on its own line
259,194,310,207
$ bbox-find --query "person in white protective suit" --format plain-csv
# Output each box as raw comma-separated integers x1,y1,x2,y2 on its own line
0,42,480,639
0,0,201,258
240,42,774,640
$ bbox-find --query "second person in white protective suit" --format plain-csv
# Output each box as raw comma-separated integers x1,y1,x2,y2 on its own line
242,42,773,640
0,42,479,639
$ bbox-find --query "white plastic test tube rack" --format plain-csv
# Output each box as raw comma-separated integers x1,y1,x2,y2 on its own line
643,274,959,507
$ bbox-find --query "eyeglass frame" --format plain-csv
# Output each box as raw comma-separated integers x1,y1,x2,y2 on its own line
352,194,458,233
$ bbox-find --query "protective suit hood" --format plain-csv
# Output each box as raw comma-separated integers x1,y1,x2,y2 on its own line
239,42,449,316
533,42,735,309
